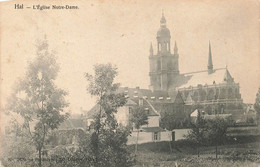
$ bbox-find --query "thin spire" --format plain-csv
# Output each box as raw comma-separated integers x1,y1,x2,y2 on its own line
208,41,213,73
150,42,153,55
174,41,178,54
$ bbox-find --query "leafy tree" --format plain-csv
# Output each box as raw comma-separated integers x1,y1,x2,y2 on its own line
160,105,190,153
186,110,206,157
129,106,148,156
205,117,229,159
84,63,132,167
6,39,69,167
254,88,260,123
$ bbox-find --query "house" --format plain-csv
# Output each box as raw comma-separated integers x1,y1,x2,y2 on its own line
86,87,188,144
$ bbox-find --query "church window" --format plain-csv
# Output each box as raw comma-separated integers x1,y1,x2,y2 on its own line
207,89,215,101
157,60,161,70
200,90,206,101
228,88,234,99
192,91,199,102
219,88,226,99
167,61,172,70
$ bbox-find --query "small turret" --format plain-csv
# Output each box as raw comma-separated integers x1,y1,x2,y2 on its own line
174,41,178,54
150,43,153,56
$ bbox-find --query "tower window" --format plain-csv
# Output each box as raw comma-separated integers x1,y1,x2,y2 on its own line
157,60,161,70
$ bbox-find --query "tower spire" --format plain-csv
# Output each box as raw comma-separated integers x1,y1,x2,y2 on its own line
208,41,213,73
160,11,166,27
150,42,153,56
174,41,178,54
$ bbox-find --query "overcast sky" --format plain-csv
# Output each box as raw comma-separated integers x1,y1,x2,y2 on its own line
1,0,259,114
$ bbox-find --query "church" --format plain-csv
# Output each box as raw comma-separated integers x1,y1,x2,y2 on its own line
86,14,246,143
148,13,243,115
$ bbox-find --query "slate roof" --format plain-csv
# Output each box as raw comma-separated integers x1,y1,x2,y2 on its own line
86,98,159,119
179,68,234,89
87,87,185,119
117,87,168,99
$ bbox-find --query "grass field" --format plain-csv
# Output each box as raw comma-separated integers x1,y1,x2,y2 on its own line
129,138,260,167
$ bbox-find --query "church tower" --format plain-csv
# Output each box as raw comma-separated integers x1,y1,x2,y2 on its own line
149,13,180,91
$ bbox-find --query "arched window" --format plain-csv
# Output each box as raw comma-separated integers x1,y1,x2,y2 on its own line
228,88,234,99
219,88,226,99
200,90,207,101
192,91,199,102
207,89,215,101
157,60,161,70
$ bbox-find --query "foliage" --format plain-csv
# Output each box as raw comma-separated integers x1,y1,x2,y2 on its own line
5,38,69,167
83,63,133,167
205,117,229,145
160,107,190,130
129,105,148,156
254,88,260,122
129,106,148,130
204,117,229,159
186,110,206,157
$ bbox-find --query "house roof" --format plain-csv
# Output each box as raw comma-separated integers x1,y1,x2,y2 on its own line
87,87,185,119
179,68,234,89
86,98,159,119
117,87,168,99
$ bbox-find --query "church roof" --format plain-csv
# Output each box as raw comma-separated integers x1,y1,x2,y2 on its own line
179,68,233,89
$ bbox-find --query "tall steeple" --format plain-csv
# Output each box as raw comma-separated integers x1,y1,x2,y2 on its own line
208,41,213,73
174,41,178,54
150,43,153,56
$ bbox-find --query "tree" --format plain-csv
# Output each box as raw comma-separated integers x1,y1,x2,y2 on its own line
129,106,148,156
205,117,229,159
186,110,206,157
160,105,190,153
254,88,260,123
6,38,69,167
84,63,132,167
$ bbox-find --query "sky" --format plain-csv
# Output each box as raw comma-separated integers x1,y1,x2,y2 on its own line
1,0,259,114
